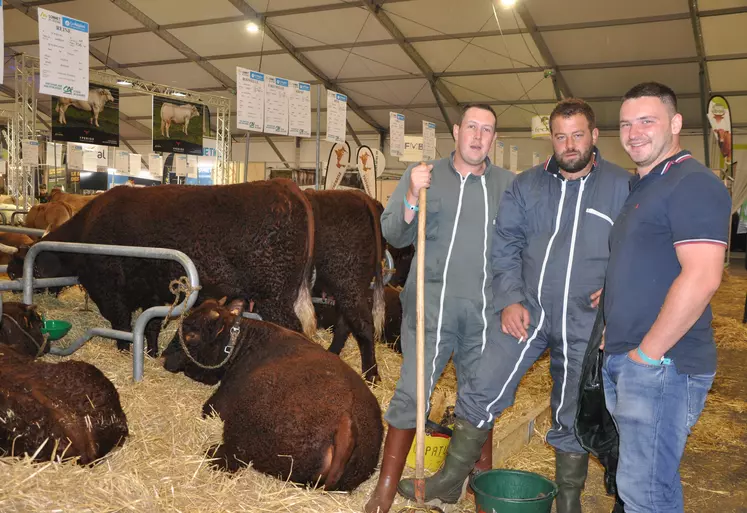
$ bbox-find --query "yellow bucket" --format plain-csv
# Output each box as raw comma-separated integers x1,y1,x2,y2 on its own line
405,429,452,472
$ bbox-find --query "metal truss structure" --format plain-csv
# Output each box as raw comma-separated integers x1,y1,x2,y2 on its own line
7,54,39,211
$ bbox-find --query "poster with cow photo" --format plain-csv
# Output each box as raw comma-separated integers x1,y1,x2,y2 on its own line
51,84,120,147
152,96,204,155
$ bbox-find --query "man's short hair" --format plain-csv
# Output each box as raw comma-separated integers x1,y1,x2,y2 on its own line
622,82,678,115
458,103,497,130
549,98,596,132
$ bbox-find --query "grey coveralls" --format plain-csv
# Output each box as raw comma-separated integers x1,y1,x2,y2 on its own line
456,149,630,453
381,152,514,429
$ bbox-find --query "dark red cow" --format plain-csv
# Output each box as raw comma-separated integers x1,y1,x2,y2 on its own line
0,343,128,465
304,189,385,383
7,179,316,356
163,298,383,491
0,302,48,356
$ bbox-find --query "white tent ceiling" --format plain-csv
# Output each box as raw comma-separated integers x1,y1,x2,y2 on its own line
1,0,746,152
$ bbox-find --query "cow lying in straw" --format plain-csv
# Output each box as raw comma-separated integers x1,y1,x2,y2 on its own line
163,297,383,491
0,305,128,465
0,302,48,357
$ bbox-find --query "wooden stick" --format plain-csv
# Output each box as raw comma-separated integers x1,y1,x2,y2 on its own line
414,182,427,505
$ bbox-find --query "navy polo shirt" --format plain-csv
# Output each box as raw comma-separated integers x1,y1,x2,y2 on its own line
603,150,731,375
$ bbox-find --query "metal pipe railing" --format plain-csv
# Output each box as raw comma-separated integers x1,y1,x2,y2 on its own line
12,241,200,381
10,210,29,225
0,224,46,237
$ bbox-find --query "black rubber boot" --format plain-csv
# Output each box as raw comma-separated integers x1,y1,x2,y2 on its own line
555,451,590,513
612,493,625,513
396,417,490,504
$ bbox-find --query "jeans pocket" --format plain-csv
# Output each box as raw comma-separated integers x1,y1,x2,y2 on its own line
686,372,715,430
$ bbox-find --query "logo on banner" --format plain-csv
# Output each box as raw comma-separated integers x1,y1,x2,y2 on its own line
357,146,376,198
325,142,351,190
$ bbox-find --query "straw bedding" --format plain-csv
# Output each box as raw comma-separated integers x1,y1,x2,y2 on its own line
0,269,743,512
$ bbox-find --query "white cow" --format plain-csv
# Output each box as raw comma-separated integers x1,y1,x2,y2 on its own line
160,103,201,138
56,88,115,127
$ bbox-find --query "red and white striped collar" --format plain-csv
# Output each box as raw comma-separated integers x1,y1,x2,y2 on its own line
657,151,694,175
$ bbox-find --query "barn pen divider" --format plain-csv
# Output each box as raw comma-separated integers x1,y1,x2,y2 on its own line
0,240,200,382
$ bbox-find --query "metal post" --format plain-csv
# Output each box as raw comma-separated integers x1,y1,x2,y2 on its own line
699,67,711,168
315,84,322,190
244,132,250,182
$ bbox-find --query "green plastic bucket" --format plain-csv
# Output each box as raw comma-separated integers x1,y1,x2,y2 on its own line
469,469,558,513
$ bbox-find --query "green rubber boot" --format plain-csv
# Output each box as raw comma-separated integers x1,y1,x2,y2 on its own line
397,417,490,504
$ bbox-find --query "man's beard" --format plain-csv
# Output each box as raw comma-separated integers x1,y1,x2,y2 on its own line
557,146,593,173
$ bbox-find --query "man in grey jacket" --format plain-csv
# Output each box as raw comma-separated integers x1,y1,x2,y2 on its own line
398,99,631,513
364,104,514,513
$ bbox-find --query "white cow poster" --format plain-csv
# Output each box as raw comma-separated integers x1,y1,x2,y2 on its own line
52,84,119,147
153,96,204,155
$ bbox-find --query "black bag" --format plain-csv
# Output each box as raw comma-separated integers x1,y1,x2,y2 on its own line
574,291,623,510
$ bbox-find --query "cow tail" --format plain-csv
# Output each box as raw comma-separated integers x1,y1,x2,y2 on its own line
293,185,317,338
364,195,385,342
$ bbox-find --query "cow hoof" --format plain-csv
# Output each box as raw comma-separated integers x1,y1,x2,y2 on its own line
364,371,380,385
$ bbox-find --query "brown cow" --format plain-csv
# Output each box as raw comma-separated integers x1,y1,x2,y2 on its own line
163,298,383,491
0,302,47,357
304,189,385,383
48,188,96,212
24,201,74,232
9,179,316,357
0,343,128,465
0,232,36,265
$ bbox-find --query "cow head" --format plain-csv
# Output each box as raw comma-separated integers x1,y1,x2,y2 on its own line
7,244,67,282
0,302,47,357
162,297,246,383
102,89,115,103
190,105,200,117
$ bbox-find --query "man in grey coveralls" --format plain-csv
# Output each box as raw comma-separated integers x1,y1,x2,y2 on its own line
398,99,631,513
364,104,514,513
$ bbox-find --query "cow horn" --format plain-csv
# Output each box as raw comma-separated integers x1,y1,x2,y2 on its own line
0,243,18,254
42,227,51,238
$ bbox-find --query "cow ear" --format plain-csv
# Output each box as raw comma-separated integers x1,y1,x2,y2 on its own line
217,296,227,306
227,299,247,317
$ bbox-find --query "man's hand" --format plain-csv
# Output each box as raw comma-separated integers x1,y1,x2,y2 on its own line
501,303,530,342
408,162,433,200
590,288,603,308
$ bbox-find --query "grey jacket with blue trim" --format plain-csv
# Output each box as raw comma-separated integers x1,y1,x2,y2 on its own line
382,152,515,306
491,149,631,317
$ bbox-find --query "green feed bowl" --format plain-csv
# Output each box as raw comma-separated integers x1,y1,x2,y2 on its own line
42,320,72,341
470,469,558,513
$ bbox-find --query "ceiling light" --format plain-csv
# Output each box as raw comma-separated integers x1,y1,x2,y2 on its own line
500,0,517,7
116,80,132,86
172,92,186,97
246,22,259,33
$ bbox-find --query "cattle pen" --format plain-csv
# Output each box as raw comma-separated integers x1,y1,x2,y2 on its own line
0,269,742,512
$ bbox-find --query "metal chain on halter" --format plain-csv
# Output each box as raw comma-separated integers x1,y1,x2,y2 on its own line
2,313,49,357
164,276,242,371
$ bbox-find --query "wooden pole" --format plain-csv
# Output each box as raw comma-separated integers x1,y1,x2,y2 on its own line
414,182,427,504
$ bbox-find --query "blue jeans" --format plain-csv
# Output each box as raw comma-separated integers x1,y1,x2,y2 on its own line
602,352,714,513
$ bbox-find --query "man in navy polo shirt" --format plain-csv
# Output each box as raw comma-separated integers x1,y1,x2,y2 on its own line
603,82,731,513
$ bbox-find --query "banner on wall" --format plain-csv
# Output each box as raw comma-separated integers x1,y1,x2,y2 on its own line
494,140,505,167
531,115,551,139
325,141,351,190
356,145,376,197
153,96,204,155
38,8,89,101
372,148,386,177
707,95,733,175
400,135,424,163
52,84,120,146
